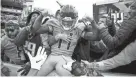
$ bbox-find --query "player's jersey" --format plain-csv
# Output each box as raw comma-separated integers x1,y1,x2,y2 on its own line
15,27,42,57
46,18,85,56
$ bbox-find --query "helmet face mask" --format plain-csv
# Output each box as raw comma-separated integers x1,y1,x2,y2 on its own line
60,16,77,30
59,5,78,30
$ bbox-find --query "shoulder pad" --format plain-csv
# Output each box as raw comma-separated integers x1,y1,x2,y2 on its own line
46,18,60,28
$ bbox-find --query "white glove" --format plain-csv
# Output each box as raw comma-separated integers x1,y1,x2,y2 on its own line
27,47,47,70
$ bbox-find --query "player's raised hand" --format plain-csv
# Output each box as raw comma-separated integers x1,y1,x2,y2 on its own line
27,47,47,70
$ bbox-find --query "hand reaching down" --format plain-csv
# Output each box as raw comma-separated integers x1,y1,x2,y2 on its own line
27,47,47,70
17,62,31,76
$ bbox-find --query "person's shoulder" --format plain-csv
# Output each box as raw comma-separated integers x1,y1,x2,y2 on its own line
1,35,8,41
46,18,60,27
1,35,9,46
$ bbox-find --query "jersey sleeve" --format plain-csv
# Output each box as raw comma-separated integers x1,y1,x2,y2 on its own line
45,18,60,33
14,27,29,46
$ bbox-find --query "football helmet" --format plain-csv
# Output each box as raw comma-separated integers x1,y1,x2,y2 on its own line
59,5,78,30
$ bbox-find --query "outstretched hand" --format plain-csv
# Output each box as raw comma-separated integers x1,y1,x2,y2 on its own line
27,47,47,70
81,15,99,30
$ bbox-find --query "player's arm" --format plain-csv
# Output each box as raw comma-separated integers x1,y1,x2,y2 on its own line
14,27,28,46
30,13,44,33
36,18,56,34
48,35,57,46
36,25,50,34
30,11,50,34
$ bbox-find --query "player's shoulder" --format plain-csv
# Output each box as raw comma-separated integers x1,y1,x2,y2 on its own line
75,22,86,31
46,18,60,27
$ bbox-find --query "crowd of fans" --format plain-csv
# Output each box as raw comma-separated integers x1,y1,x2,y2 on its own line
1,0,136,76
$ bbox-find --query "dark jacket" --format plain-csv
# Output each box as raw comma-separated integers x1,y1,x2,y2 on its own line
100,16,136,58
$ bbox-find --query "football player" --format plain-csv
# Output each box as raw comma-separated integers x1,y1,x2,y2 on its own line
16,11,50,76
33,5,99,76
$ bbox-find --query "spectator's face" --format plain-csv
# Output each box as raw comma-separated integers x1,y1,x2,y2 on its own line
6,25,19,39
129,2,136,18
98,18,106,25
